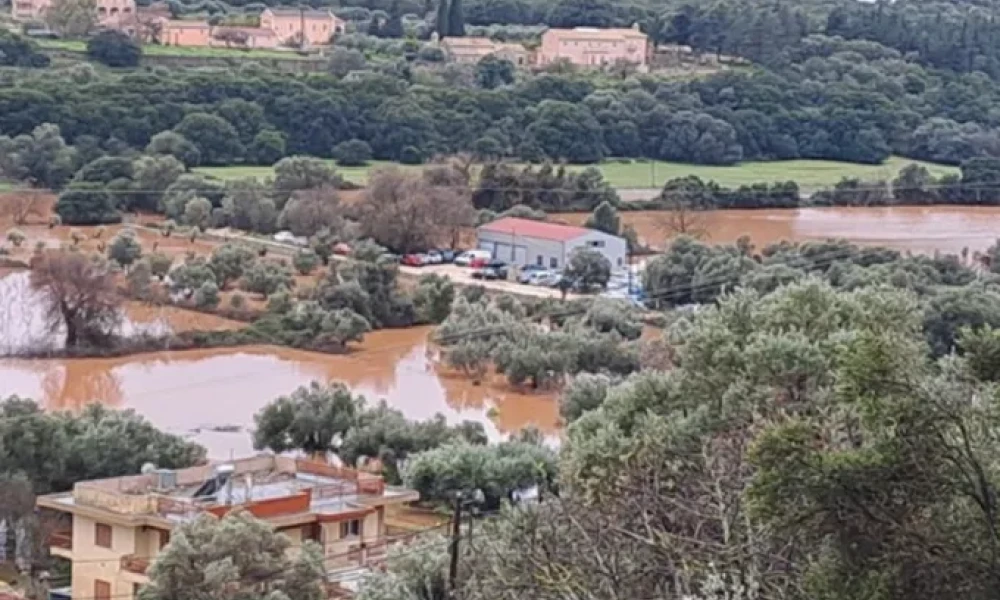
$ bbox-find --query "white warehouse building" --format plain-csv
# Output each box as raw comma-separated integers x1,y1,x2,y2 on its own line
476,217,627,270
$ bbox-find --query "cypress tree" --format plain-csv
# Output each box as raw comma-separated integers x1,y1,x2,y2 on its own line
447,0,464,37
436,0,450,37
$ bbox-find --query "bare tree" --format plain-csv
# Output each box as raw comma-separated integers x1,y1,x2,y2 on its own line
0,192,48,226
43,0,97,37
278,186,344,237
432,186,476,250
359,167,474,253
654,193,707,242
30,251,122,348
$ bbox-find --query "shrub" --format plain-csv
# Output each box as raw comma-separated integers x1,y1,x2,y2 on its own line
292,249,320,275
332,139,373,167
194,281,221,309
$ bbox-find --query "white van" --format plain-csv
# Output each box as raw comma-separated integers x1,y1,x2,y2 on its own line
454,249,492,266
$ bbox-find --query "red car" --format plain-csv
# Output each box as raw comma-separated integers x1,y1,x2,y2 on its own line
402,253,427,267
469,256,489,268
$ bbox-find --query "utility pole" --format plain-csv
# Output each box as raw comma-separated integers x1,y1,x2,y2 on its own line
627,242,633,296
448,491,464,592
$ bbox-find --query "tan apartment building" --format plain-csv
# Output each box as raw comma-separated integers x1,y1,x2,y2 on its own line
537,25,650,69
38,455,420,600
439,36,530,65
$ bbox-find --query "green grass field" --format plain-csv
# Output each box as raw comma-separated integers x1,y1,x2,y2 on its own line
197,156,958,191
37,38,319,60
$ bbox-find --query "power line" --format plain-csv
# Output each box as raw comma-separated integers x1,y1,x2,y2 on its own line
0,178,999,197
60,245,866,406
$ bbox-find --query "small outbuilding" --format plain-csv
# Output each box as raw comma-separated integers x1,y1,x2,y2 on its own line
476,217,627,270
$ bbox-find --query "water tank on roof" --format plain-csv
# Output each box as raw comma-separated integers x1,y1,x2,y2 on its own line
153,469,177,491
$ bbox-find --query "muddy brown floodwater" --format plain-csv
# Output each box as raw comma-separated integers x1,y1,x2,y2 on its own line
0,324,561,458
555,206,1000,255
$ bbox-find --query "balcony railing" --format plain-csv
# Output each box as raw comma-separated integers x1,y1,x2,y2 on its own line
49,531,72,550
120,555,151,575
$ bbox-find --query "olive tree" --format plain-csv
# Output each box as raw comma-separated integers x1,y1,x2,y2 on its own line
107,230,143,270
139,511,324,600
241,261,294,298
564,247,611,291
252,382,361,455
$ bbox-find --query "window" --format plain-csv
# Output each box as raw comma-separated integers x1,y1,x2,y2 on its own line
339,519,361,538
536,255,543,266
157,529,170,550
617,258,623,267
132,584,143,599
95,523,112,548
588,240,605,248
94,580,111,600
549,257,558,269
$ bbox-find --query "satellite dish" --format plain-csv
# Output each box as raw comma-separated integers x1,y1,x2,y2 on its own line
141,462,157,474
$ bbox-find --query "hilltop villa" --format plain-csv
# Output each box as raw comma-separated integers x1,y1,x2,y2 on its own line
537,25,650,69
440,36,530,65
12,0,344,50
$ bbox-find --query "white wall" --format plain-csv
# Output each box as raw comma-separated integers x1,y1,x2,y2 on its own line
564,230,627,270
477,231,566,268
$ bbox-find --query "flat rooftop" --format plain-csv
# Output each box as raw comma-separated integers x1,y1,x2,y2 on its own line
39,455,417,524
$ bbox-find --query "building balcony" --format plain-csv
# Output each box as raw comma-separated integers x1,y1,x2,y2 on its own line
120,555,152,576
49,530,73,559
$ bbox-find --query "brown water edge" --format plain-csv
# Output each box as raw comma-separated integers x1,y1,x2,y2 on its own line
0,326,560,458
555,206,1000,255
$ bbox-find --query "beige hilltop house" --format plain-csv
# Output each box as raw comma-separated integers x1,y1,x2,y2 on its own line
12,0,136,28
155,8,344,49
439,35,530,65
537,24,650,69
38,455,420,600
12,0,344,50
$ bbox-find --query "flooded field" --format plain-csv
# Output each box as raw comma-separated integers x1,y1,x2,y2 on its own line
555,205,1000,256
0,269,560,456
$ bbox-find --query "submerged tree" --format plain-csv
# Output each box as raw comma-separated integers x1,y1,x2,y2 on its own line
30,251,121,347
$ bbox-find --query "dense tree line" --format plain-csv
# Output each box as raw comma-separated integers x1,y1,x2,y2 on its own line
10,25,1000,168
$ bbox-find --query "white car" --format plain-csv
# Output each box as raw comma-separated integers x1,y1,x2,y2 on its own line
424,250,444,264
529,271,561,286
454,249,491,266
272,231,308,247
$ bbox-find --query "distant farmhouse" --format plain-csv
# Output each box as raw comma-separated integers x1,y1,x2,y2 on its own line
436,25,650,70
13,0,344,50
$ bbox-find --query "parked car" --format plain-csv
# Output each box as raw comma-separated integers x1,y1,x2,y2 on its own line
402,253,427,267
517,264,548,284
332,242,352,256
454,249,491,266
530,271,562,287
472,261,509,280
378,252,401,264
440,249,458,263
273,231,309,247
424,250,444,264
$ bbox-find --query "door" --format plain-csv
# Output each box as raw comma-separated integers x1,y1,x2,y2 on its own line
513,245,527,265
493,242,512,261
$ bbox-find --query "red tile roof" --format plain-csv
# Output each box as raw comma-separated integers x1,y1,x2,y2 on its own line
478,217,589,242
